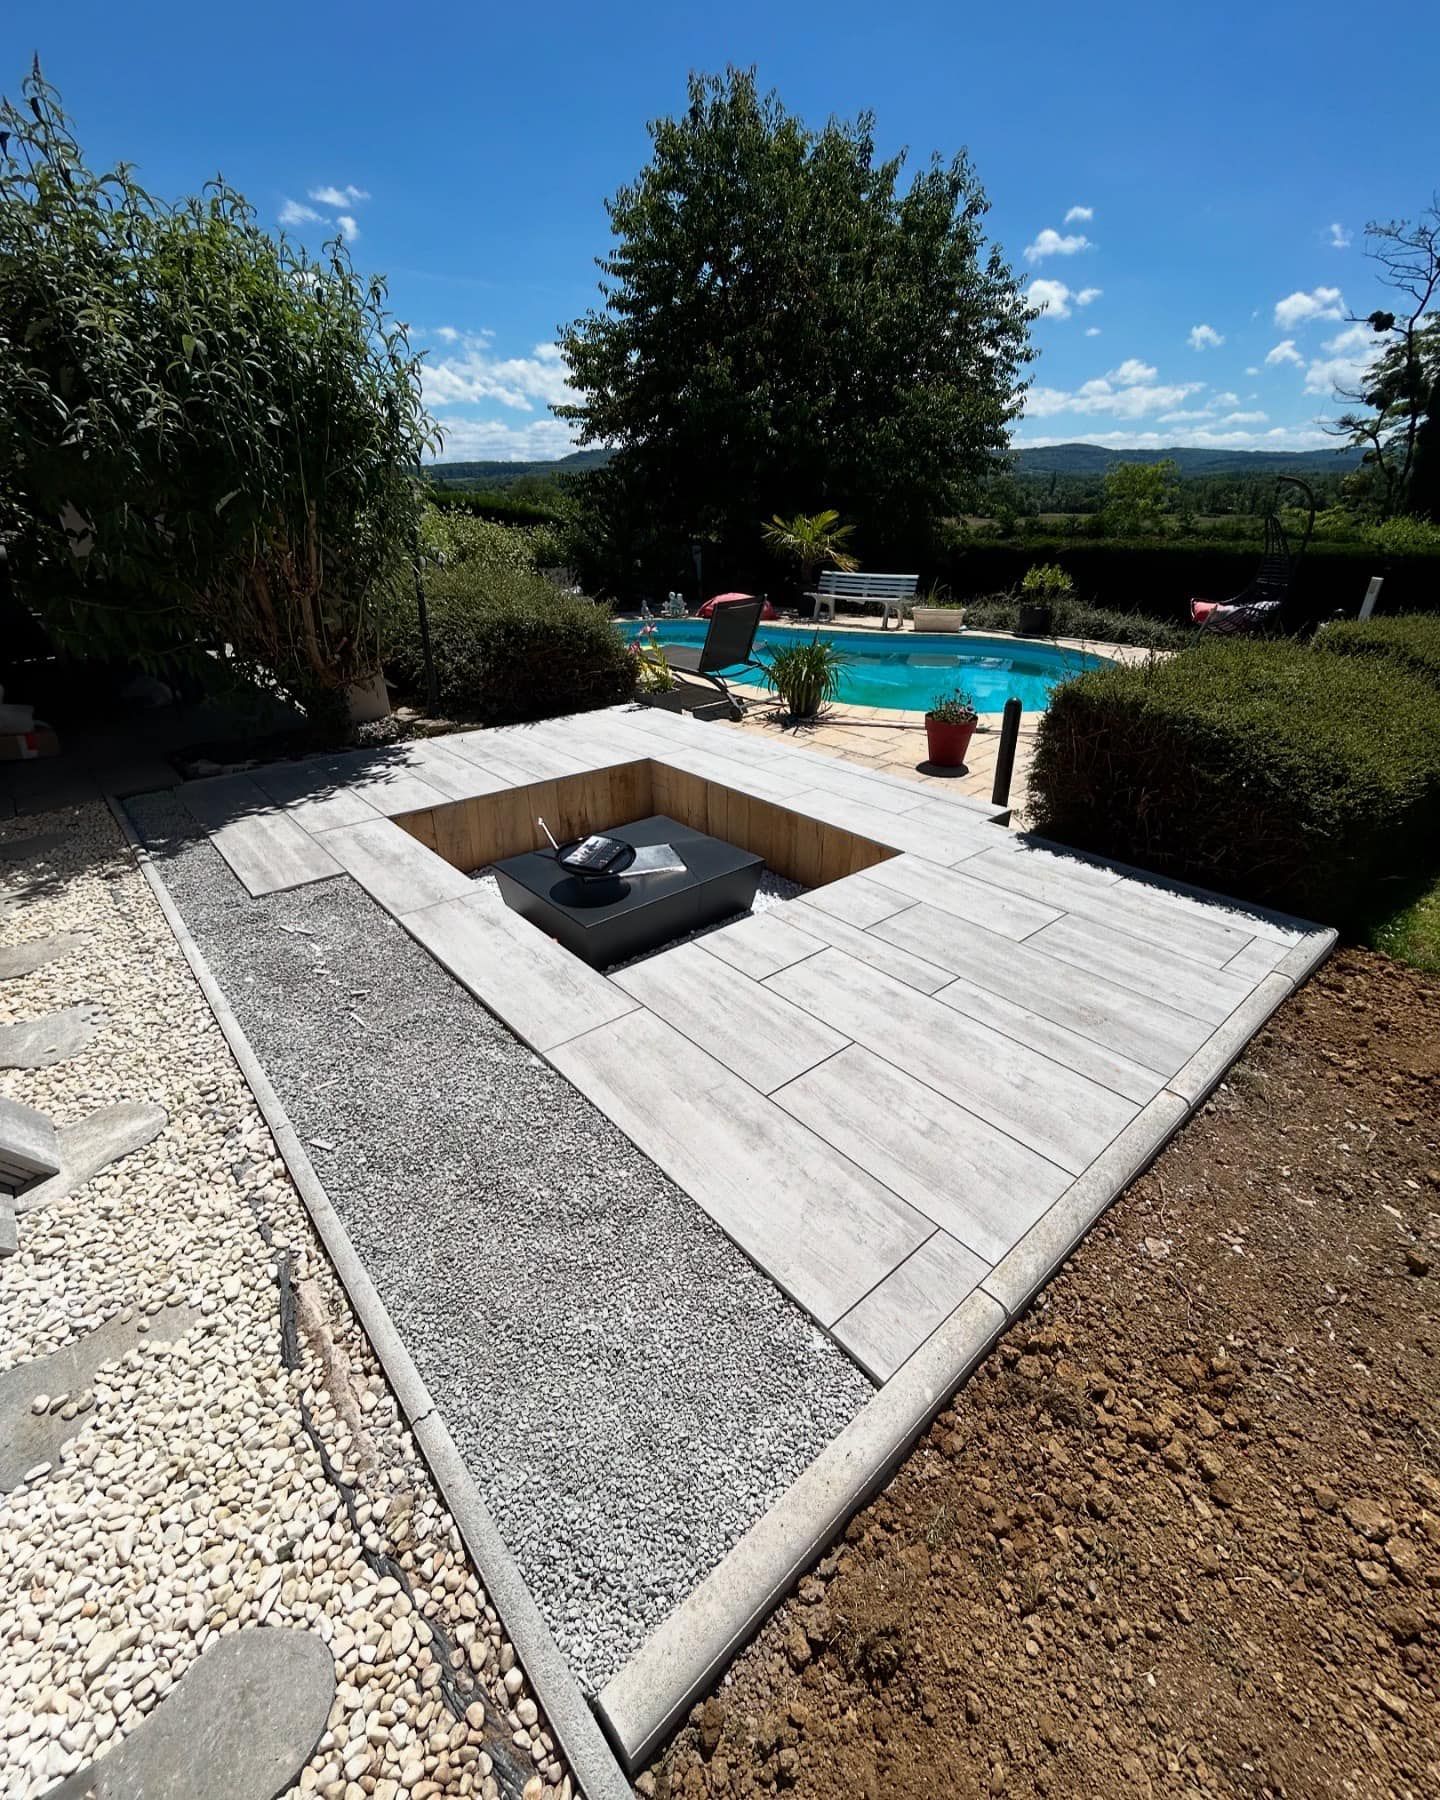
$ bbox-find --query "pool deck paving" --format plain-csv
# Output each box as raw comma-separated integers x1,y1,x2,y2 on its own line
155,698,1335,1771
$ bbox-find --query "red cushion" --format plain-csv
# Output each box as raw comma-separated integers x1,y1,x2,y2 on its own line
696,592,778,620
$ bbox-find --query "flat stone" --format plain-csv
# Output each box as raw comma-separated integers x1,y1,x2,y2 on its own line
0,1004,104,1069
46,1627,335,1800
0,1197,15,1258
0,930,87,981
17,1101,167,1215
0,1303,197,1491
0,830,66,862
0,1092,62,1186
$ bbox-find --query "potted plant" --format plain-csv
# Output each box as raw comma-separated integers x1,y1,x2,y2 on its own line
924,686,979,768
761,634,847,721
911,584,966,633
1016,562,1073,637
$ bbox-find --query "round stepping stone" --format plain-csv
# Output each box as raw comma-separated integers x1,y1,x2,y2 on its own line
0,1303,197,1491
0,1004,103,1069
45,1628,336,1800
0,930,87,981
17,1101,167,1215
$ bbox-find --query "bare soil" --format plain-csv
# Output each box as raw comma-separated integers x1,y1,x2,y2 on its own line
650,948,1440,1800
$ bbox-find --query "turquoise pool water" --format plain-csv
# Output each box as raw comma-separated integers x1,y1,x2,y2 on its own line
620,621,1109,712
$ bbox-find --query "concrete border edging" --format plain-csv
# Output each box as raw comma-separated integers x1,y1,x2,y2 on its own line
594,1288,1007,1769
106,796,634,1800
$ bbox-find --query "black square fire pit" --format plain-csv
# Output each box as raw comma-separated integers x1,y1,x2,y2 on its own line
492,814,763,968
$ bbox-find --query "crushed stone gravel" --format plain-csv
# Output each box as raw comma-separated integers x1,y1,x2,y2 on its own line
126,792,872,1694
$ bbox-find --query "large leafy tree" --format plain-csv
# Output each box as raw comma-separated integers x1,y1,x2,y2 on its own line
0,64,435,709
558,70,1033,584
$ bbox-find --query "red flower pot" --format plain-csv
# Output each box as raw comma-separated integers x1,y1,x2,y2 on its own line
925,714,978,768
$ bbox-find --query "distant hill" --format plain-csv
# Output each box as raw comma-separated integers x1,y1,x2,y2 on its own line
426,449,610,488
1011,443,1361,477
425,441,1362,490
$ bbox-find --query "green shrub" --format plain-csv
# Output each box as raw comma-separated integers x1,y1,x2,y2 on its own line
1028,639,1440,921
1021,562,1075,601
960,595,1193,651
384,565,635,724
425,486,570,526
1316,613,1440,689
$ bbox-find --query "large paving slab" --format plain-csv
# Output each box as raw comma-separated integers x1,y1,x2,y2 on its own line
164,698,1338,1772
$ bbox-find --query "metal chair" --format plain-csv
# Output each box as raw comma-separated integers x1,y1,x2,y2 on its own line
658,599,765,719
1191,478,1316,635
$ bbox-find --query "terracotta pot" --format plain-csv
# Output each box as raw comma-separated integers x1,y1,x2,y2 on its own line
924,713,978,768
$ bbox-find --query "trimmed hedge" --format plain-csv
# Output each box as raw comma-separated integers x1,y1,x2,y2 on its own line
1316,612,1440,689
384,567,635,724
425,486,570,526
939,538,1440,622
1028,639,1440,921
958,596,1192,651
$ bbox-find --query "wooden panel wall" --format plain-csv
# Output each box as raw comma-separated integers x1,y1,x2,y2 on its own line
398,755,893,887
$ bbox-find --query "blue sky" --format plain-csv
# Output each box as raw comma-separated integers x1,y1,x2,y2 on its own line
7,1,1438,462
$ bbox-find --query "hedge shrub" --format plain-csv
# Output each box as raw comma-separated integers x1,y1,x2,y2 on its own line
1316,613,1440,690
959,595,1193,651
1027,639,1440,921
425,486,570,526
384,566,635,724
938,538,1440,622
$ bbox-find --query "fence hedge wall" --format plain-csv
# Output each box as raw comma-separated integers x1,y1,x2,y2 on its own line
939,538,1438,621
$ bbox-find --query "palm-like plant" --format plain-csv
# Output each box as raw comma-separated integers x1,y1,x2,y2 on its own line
761,510,860,589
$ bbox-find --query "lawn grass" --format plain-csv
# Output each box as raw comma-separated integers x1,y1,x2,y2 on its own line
1356,868,1440,976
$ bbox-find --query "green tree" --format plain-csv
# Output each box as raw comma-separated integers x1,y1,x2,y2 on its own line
557,69,1032,583
1101,458,1180,535
1328,202,1440,519
0,64,435,712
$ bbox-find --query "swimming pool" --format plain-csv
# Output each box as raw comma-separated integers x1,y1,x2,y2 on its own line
620,621,1110,712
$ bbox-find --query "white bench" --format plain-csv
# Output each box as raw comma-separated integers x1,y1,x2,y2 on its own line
807,570,918,631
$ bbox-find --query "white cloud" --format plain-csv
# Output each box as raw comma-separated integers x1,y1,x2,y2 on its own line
427,413,577,462
1024,228,1093,263
1265,339,1305,367
1016,423,1336,451
1219,410,1268,424
1025,279,1100,320
1159,408,1216,423
1244,365,1260,375
1212,391,1240,407
1303,322,1380,395
310,184,370,206
1327,222,1352,250
1109,359,1157,386
1084,326,1102,337
434,326,461,344
1273,286,1345,329
1064,205,1094,224
422,338,575,413
279,199,324,226
1187,323,1225,350
336,214,360,242
1024,375,1203,419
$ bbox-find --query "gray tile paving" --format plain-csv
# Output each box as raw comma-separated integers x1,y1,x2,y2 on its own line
321,817,473,915
780,900,955,995
1025,910,1254,1024
183,774,342,894
832,1231,990,1381
767,948,1138,1175
695,911,823,981
864,851,1064,940
798,871,914,929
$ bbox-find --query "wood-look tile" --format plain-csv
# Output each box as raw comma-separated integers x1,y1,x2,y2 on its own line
404,884,637,1052
802,873,913,930
767,949,1136,1174
873,903,1211,1077
863,854,1062,941
1026,913,1254,1025
611,941,847,1093
182,776,342,896
831,1231,991,1382
550,1009,932,1326
697,912,825,981
780,901,956,995
774,1046,1071,1262
321,819,475,915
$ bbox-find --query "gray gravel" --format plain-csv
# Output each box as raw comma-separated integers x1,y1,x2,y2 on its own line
126,792,871,1694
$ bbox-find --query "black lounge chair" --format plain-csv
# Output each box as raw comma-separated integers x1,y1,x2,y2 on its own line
1190,477,1316,635
660,598,764,719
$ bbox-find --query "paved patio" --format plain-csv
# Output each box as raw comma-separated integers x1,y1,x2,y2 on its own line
149,699,1335,1769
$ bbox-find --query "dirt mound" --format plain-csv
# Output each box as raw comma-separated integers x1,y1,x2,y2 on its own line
650,948,1440,1799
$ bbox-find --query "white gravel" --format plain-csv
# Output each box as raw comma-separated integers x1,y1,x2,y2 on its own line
0,803,573,1800
127,791,871,1694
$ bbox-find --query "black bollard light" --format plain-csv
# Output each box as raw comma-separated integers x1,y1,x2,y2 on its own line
992,697,1023,809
